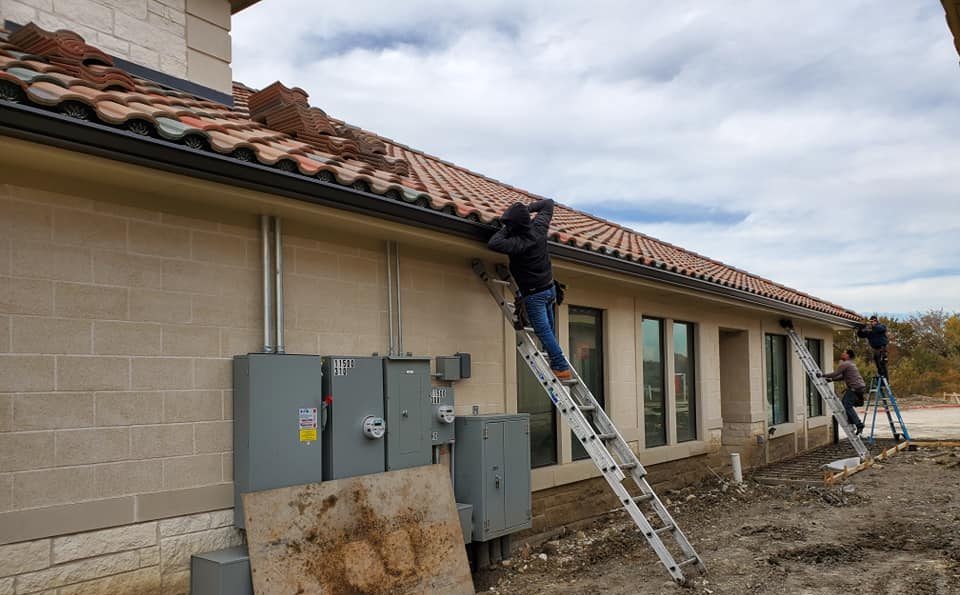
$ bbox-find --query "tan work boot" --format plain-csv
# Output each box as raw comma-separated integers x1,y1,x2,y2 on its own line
553,368,574,383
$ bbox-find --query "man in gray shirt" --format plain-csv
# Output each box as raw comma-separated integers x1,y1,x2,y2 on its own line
819,349,866,435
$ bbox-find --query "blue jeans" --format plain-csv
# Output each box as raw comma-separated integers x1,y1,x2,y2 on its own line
842,389,863,427
523,286,569,371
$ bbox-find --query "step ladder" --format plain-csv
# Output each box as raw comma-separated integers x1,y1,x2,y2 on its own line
472,259,705,586
863,375,911,443
779,320,870,461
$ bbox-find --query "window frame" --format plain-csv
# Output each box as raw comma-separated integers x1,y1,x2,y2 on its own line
641,316,668,448
672,320,698,443
568,305,605,461
764,333,790,426
805,337,824,417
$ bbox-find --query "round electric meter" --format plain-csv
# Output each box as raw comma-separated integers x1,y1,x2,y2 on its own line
361,416,386,439
436,405,456,424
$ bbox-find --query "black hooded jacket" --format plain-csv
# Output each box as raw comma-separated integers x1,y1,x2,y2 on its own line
487,199,554,294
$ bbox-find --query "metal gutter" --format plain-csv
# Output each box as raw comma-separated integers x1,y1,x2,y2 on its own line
0,101,857,327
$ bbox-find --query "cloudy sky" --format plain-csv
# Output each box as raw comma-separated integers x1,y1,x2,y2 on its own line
233,1,959,316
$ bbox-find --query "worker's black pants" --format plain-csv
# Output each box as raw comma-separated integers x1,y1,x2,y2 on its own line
872,346,889,379
842,389,864,428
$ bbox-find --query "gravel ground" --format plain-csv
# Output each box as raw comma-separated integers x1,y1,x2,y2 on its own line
474,446,960,594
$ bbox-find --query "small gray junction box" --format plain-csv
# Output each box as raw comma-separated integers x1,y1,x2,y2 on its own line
454,414,532,542
233,353,323,528
191,546,253,595
322,356,386,480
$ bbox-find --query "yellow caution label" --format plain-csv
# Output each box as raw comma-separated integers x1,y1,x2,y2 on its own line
299,428,317,443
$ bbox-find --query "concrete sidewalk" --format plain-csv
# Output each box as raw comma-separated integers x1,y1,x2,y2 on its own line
841,405,960,440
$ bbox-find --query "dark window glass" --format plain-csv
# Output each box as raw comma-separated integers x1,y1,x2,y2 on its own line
569,306,604,460
805,338,824,417
643,318,667,447
765,334,789,425
673,321,697,442
517,349,557,467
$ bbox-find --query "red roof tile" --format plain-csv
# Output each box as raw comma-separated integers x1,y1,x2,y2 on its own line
0,23,860,321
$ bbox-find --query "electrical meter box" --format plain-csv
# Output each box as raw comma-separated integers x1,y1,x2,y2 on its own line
383,356,432,471
321,356,386,480
233,354,323,528
429,386,456,445
191,546,252,595
454,414,532,542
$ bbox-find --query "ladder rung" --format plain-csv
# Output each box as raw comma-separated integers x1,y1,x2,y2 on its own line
655,524,675,535
523,327,535,332
633,493,654,504
578,404,596,412
677,557,700,569
620,462,637,471
597,432,617,441
491,279,511,285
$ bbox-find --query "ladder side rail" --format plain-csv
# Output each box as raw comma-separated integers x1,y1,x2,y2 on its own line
784,328,870,459
474,260,704,583
517,333,698,581
880,378,911,440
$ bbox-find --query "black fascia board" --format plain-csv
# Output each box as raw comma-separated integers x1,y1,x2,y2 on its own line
0,100,856,327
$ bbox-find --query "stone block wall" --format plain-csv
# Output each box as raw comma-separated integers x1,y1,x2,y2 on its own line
0,0,233,93
0,509,241,594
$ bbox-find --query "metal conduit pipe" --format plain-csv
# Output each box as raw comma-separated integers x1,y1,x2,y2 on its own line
274,216,285,354
261,215,274,353
395,242,403,354
386,241,396,356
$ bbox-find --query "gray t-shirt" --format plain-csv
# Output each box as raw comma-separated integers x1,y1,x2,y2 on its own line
823,360,865,390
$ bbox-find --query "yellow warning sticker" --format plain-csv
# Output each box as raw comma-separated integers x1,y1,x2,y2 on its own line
299,428,317,443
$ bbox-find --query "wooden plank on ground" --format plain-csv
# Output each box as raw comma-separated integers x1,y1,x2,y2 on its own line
910,440,960,448
823,441,910,486
243,464,474,595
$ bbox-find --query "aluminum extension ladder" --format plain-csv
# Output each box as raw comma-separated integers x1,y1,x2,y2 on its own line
863,375,911,444
473,260,705,586
779,320,870,461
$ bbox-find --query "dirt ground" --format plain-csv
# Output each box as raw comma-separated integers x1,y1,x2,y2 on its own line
474,445,960,594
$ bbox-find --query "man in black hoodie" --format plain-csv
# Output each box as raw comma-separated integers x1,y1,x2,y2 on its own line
856,315,889,379
488,199,572,381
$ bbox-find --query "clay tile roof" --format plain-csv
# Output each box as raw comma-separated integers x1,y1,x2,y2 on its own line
0,23,860,322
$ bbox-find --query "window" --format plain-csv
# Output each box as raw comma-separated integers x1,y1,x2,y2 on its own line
765,334,789,425
517,350,557,467
569,306,604,461
673,322,697,442
805,338,824,417
642,318,667,447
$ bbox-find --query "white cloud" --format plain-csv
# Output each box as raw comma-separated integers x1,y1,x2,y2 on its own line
233,1,960,315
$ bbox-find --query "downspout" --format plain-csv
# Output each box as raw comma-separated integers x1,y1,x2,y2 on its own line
274,216,285,354
261,215,274,353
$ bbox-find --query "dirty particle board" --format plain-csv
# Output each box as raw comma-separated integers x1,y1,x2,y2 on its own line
242,464,474,595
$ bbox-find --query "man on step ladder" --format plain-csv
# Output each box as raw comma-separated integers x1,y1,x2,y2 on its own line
487,198,573,382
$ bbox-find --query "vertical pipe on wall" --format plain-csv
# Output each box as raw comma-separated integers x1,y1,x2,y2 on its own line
395,242,403,354
261,215,274,353
386,241,396,356
274,216,285,354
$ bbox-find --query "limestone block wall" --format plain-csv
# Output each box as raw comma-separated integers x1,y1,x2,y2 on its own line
0,509,241,594
0,0,233,94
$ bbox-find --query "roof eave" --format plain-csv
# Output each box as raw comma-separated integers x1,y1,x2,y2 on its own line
0,101,857,327
230,0,263,14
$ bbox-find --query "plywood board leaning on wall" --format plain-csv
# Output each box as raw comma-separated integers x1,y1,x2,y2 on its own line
243,464,474,594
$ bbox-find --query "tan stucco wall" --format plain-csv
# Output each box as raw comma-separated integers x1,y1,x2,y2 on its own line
0,137,841,591
1,0,233,94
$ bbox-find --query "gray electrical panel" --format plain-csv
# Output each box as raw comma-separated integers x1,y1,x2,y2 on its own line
383,356,433,471
191,547,253,595
429,386,456,445
233,354,323,528
454,414,532,542
322,356,386,480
